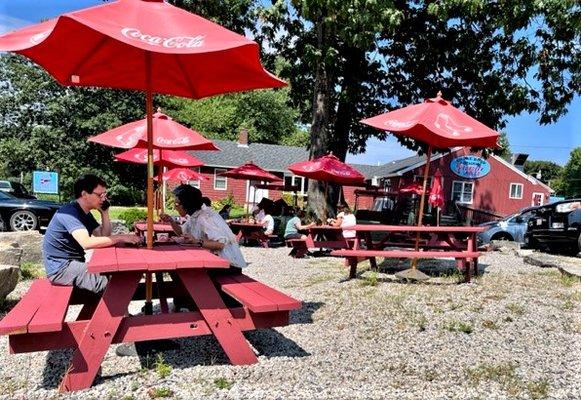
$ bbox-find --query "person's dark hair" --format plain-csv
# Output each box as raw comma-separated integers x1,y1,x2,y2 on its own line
338,203,352,214
202,197,212,207
173,184,202,215
220,204,231,213
297,210,306,219
74,174,107,198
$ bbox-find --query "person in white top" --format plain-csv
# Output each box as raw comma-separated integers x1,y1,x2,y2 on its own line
160,185,247,271
330,203,357,239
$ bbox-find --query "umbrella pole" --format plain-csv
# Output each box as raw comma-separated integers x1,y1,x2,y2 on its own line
437,207,440,226
160,151,165,215
144,54,154,314
323,182,328,222
411,145,432,270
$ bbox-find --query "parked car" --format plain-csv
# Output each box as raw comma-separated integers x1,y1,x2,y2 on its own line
478,206,540,245
0,191,61,231
525,199,581,255
0,180,36,199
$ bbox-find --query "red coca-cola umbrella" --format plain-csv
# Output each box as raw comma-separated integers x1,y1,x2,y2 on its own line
361,92,499,280
90,111,219,151
0,0,285,251
288,153,365,219
219,162,282,182
114,148,203,168
398,182,424,195
288,153,365,186
428,170,445,225
154,168,208,183
218,162,282,212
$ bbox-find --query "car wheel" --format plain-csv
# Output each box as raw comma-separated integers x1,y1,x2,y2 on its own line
491,233,513,241
9,210,38,231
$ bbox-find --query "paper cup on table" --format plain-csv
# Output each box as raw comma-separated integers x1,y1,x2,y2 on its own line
156,233,169,242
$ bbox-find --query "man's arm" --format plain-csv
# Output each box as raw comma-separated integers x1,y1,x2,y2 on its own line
72,228,139,250
92,209,112,237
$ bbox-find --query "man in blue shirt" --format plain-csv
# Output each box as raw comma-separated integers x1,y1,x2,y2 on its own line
42,174,140,293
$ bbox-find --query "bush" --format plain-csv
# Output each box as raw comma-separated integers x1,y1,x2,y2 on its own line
118,208,148,230
108,184,143,206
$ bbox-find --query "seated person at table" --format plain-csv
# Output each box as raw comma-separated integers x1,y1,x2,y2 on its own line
160,185,246,271
284,209,315,240
42,174,141,294
259,204,275,236
218,204,232,220
329,203,357,239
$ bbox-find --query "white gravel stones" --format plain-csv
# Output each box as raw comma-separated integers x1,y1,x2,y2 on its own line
0,250,579,399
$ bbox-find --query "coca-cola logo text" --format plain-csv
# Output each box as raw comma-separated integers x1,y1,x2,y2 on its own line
121,27,205,49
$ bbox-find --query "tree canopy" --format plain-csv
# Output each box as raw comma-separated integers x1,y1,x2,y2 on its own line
255,0,580,216
556,148,581,198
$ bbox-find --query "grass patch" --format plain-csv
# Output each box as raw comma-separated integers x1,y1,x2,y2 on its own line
20,262,44,280
506,303,525,315
360,271,379,287
560,274,581,287
482,319,499,330
465,362,550,399
214,377,233,390
154,354,172,379
444,319,473,334
147,387,174,398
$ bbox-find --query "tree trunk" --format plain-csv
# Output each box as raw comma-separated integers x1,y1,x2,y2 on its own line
307,17,333,221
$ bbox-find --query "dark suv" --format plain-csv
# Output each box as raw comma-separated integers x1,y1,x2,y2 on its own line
526,199,581,255
0,180,37,199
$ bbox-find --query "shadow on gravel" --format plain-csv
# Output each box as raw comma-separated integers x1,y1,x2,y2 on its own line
41,349,73,389
289,301,324,325
340,259,490,285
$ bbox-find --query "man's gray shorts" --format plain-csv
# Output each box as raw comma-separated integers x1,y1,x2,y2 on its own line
48,260,108,294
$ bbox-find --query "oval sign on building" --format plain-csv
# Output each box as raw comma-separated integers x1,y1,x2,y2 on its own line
450,156,490,179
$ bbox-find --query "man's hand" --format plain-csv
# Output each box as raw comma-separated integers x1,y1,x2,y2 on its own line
115,234,141,246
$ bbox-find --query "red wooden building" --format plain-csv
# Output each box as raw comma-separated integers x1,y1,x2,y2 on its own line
189,131,551,218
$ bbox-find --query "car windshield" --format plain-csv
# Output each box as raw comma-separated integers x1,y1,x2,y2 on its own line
0,181,11,189
0,191,16,199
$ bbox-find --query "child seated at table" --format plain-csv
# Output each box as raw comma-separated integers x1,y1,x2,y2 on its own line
329,203,357,239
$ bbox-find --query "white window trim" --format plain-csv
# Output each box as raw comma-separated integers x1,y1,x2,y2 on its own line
451,180,474,205
531,192,544,206
188,167,201,188
214,168,227,191
509,183,523,199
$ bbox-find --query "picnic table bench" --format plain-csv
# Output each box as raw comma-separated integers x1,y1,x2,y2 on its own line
330,224,485,281
0,245,301,392
286,225,353,258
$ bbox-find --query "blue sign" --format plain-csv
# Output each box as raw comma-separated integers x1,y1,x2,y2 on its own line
450,156,490,179
33,171,59,194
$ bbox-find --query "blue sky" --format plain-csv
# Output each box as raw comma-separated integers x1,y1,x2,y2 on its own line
1,1,579,166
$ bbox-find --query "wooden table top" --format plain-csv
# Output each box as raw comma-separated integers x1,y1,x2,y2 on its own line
134,222,175,232
88,245,230,273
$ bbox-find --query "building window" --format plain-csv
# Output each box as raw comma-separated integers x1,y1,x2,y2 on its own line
509,183,523,199
188,167,201,188
214,168,227,190
451,181,474,204
285,175,308,196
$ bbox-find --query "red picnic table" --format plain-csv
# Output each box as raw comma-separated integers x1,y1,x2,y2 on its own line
0,245,301,392
287,225,351,258
330,224,486,281
134,221,175,238
229,221,273,247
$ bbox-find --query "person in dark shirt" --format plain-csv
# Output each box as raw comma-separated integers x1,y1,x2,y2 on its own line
42,174,140,293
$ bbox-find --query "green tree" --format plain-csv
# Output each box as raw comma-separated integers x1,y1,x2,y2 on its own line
159,88,305,145
256,0,580,217
557,148,581,198
523,160,563,184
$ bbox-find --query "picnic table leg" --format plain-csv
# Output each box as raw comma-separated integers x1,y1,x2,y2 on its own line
177,270,258,365
60,272,141,392
364,233,378,271
155,272,169,314
468,233,479,277
347,257,358,279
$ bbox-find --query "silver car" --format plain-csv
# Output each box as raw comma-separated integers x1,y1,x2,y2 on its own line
478,206,540,245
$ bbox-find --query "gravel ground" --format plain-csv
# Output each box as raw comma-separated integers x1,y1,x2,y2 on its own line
0,249,579,400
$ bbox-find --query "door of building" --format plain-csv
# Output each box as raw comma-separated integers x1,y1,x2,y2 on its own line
531,192,544,206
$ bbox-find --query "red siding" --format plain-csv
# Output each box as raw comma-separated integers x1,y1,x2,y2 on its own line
400,148,551,217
